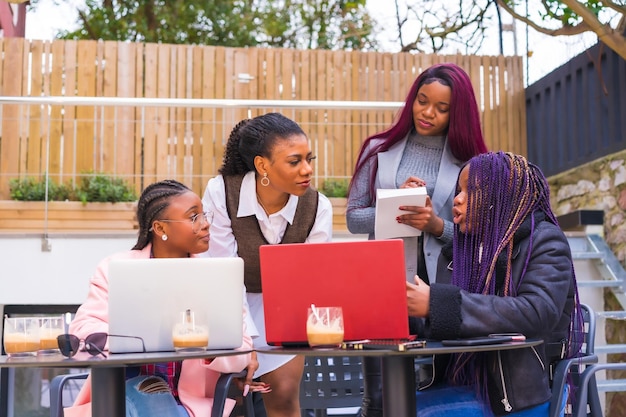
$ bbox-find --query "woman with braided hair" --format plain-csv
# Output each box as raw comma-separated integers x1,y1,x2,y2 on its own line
407,152,583,416
66,179,255,417
201,112,333,417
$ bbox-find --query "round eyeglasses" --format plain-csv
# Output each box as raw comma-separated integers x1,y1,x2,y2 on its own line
158,211,214,234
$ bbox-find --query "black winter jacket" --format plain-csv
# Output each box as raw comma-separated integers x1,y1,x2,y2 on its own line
425,217,576,415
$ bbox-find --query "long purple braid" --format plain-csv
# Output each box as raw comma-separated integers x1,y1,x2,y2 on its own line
449,152,584,402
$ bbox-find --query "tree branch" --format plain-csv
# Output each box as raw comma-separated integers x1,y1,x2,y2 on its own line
601,0,626,15
496,0,593,36
498,0,626,61
78,9,97,39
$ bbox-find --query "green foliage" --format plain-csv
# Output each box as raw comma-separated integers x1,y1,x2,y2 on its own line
9,177,72,201
46,0,378,51
75,173,138,203
9,174,137,203
319,178,349,198
58,0,259,46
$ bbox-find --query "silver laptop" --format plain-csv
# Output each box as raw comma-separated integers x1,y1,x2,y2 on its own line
107,257,244,353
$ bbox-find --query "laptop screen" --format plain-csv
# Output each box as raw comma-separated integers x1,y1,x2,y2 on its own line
108,257,244,353
260,239,409,346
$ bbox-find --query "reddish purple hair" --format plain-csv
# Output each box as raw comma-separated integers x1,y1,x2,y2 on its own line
349,63,488,201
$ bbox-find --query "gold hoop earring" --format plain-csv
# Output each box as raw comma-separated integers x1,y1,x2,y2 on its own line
162,234,168,241
261,173,270,187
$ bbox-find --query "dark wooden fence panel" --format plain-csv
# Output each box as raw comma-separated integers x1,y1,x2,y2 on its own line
526,43,626,177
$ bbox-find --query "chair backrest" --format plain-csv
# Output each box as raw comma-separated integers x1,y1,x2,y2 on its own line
549,303,601,417
580,303,596,355
575,362,626,417
300,355,363,415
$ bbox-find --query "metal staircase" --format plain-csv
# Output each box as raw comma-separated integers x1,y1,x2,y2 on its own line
561,210,626,397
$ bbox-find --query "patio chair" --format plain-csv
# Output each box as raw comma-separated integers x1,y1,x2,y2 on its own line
50,369,254,417
299,355,363,417
549,303,601,417
573,362,626,417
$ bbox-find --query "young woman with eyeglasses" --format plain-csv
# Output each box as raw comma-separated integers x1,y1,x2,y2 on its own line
65,179,256,417
201,113,333,417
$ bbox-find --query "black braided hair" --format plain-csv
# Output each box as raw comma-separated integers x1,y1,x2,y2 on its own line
219,112,306,176
132,179,191,250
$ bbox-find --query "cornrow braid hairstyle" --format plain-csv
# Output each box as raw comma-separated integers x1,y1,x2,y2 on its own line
132,179,191,250
219,112,306,176
449,152,583,400
219,119,251,176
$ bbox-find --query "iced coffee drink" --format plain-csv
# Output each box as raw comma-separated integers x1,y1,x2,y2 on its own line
306,306,344,348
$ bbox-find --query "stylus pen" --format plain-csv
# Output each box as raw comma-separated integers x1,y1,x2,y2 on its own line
489,333,526,341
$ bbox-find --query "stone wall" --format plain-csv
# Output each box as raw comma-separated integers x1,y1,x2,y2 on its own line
548,149,626,417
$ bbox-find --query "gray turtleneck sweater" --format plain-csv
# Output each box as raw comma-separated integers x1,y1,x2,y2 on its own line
347,131,453,243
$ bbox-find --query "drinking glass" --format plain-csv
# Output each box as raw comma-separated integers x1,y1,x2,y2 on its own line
172,309,209,352
3,316,40,357
306,306,344,348
39,316,65,354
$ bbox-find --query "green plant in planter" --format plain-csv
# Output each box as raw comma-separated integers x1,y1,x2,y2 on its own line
9,177,73,201
319,178,349,198
75,173,137,203
8,173,137,203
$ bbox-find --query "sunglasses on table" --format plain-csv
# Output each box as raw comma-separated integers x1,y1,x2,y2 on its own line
57,333,146,358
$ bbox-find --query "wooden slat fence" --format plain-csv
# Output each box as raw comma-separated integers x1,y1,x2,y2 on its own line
0,38,526,200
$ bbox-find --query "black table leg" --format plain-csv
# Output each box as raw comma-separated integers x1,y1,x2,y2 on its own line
381,355,416,417
91,367,125,417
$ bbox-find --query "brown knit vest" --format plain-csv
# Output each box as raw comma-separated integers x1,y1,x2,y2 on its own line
224,175,318,292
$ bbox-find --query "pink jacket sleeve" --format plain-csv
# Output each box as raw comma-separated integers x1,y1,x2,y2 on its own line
69,247,151,345
66,246,253,417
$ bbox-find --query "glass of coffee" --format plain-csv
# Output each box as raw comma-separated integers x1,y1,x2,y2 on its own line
306,306,344,348
39,316,65,354
3,316,40,357
172,309,209,352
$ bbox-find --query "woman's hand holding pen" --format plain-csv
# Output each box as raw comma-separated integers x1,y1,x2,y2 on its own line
400,176,426,189
406,275,430,318
396,176,444,237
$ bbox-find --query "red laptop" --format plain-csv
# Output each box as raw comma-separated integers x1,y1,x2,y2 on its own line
259,239,410,346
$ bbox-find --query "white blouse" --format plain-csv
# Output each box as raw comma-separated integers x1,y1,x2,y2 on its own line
200,171,333,376
202,171,333,256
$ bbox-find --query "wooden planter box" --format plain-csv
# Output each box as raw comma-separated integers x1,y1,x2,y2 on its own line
0,201,138,232
329,197,347,232
0,199,345,233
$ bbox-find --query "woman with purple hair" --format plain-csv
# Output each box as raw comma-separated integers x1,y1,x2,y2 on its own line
347,62,488,416
407,151,583,416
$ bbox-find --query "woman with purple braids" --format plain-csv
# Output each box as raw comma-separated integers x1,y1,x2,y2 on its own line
347,62,488,416
407,151,583,416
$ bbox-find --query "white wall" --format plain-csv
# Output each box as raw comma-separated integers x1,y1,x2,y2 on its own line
0,233,137,305
0,231,366,306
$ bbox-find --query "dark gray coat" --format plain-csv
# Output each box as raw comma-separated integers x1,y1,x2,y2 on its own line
426,219,576,415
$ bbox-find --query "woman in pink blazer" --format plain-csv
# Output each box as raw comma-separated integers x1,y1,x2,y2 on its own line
65,180,255,417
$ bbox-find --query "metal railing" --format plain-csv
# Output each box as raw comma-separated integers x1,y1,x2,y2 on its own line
0,96,404,201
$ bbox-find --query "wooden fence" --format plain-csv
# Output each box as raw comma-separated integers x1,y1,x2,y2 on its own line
0,38,526,199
